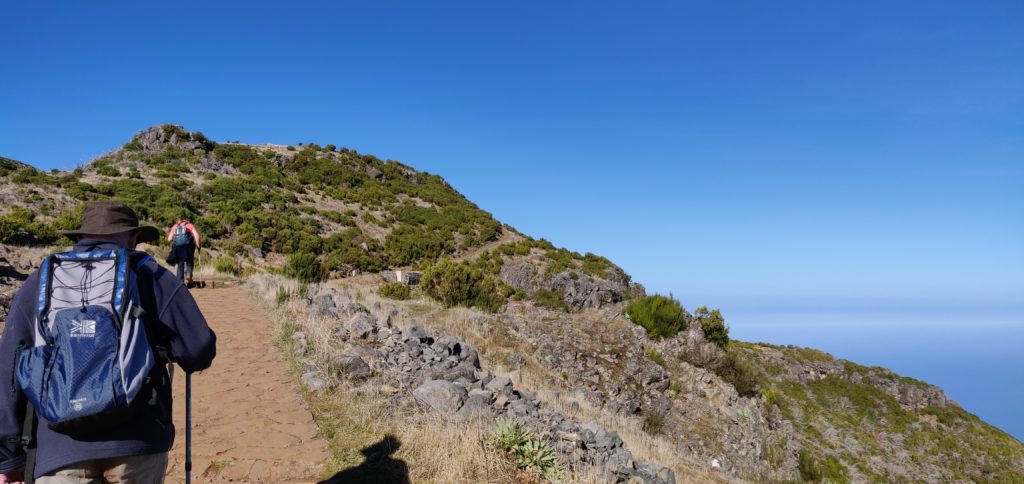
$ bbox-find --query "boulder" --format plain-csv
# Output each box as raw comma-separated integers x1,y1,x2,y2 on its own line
301,371,327,391
245,246,265,259
406,323,429,342
634,460,677,484
485,376,513,395
455,393,493,421
290,332,308,356
413,380,467,413
346,313,377,339
333,354,372,381
337,302,370,319
310,294,336,315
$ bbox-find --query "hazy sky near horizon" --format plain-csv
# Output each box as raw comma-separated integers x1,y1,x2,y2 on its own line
2,1,1022,314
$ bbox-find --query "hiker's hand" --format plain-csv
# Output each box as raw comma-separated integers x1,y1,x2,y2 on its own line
0,466,25,484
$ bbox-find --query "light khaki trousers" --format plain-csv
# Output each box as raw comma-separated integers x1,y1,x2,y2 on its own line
36,453,168,484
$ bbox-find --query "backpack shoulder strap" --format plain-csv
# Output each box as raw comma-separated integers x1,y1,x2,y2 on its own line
130,251,155,272
127,250,170,363
34,254,61,344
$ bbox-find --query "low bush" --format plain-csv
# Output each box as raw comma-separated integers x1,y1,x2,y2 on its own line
694,306,729,348
96,165,121,177
713,351,759,396
286,252,324,283
378,282,411,300
643,412,665,434
0,208,60,245
532,289,568,311
11,168,54,185
213,257,241,276
645,347,667,367
275,286,291,305
384,225,452,267
798,450,848,483
420,258,505,312
624,294,688,339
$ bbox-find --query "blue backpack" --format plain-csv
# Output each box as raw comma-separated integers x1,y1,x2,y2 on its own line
17,248,157,433
172,224,192,246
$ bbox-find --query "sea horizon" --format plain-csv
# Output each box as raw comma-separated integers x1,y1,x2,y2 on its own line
727,305,1024,442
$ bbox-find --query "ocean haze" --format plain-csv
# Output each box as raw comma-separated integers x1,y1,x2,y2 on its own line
725,302,1024,442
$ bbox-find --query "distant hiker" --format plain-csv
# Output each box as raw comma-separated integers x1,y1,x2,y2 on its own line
166,218,201,286
0,200,217,483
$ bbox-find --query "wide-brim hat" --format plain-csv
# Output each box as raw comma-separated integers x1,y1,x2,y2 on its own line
59,200,160,243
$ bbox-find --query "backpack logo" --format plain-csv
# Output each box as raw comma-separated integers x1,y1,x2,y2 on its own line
70,319,96,338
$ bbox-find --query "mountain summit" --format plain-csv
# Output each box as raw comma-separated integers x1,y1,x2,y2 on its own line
1,125,1021,482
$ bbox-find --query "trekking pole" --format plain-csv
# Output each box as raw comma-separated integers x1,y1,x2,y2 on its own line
186,372,192,484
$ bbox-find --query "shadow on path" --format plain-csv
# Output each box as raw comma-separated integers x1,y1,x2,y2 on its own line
318,435,410,484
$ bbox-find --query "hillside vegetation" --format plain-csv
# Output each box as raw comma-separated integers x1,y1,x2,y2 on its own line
0,125,634,312
2,125,1022,482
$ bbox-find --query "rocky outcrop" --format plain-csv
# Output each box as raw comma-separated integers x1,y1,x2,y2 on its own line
293,285,677,483
749,343,949,409
499,259,636,311
129,125,212,154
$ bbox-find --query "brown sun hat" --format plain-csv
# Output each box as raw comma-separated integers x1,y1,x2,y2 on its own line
59,200,160,243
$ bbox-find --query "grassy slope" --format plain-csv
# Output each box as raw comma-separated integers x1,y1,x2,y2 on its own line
734,341,1024,482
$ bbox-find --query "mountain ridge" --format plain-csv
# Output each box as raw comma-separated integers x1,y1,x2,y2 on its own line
1,124,1021,482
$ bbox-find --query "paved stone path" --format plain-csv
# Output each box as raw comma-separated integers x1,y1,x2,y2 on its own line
165,287,329,483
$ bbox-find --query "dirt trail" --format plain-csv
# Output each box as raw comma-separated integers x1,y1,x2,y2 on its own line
165,287,329,483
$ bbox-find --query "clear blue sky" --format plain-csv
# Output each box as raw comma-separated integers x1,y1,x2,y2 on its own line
3,1,1022,432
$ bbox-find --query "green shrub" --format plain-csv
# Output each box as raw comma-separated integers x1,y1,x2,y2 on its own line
420,258,504,312
645,347,666,367
666,381,682,399
275,286,291,305
714,351,759,396
123,140,143,151
322,228,385,273
378,282,411,300
643,412,665,434
213,257,241,276
11,168,54,185
286,252,323,283
798,450,848,483
694,306,729,348
581,252,614,278
624,294,688,339
384,225,452,266
96,165,121,177
491,420,563,482
532,289,568,311
0,208,60,245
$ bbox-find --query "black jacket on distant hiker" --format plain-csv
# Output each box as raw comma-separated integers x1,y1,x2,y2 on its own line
166,243,195,264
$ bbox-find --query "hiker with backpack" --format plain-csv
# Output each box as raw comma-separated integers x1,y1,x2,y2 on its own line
0,201,217,483
166,218,201,286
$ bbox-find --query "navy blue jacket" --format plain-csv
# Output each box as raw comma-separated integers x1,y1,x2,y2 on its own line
0,240,217,477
